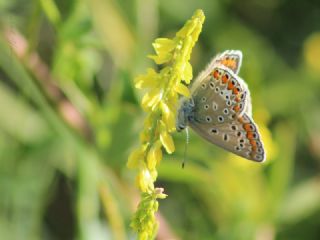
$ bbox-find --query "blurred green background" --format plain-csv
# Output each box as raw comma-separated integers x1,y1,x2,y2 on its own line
1,0,320,239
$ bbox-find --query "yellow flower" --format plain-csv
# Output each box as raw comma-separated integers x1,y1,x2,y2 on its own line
128,9,205,239
174,82,191,97
135,68,159,89
147,141,162,169
136,167,153,192
159,120,175,154
160,101,176,132
127,147,145,169
141,88,162,111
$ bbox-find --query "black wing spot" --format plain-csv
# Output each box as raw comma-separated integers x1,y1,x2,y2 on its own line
257,148,264,154
223,134,228,141
210,128,218,134
218,116,224,123
212,102,218,111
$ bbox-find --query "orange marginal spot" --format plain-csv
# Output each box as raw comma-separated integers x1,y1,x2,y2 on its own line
251,145,257,151
222,74,229,83
213,69,219,79
246,132,255,139
235,96,240,102
232,87,239,94
233,105,240,112
229,60,237,69
243,123,252,132
238,116,244,123
250,139,257,151
221,58,236,70
250,139,257,145
221,59,228,66
227,81,234,90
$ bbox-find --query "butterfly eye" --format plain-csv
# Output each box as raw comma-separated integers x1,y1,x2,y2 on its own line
215,87,219,93
201,97,206,102
206,116,212,122
209,82,215,89
231,125,237,130
204,104,209,110
201,83,206,89
223,108,229,115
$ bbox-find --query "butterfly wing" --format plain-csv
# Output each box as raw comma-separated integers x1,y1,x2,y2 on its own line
213,50,243,74
213,50,254,117
181,50,265,162
191,65,249,125
189,112,265,162
187,63,265,162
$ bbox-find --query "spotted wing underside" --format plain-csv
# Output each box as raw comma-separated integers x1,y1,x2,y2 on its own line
189,113,265,162
192,65,249,125
184,50,265,162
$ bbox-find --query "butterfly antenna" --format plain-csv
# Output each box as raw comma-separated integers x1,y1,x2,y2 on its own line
182,127,189,168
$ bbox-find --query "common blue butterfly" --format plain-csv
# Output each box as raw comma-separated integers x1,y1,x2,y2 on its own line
177,50,266,162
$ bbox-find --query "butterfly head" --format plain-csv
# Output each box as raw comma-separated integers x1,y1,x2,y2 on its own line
176,98,195,132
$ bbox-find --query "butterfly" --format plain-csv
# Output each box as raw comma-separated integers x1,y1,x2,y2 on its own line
176,50,266,162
